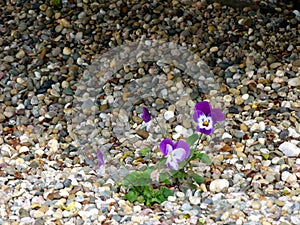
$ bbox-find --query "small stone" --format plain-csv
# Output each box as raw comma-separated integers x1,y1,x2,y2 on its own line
39,4,47,11
240,123,248,132
250,123,260,132
136,129,149,139
63,47,72,55
48,139,59,153
281,171,297,183
209,179,229,192
288,77,300,87
223,95,232,103
270,62,282,69
234,96,244,105
222,132,232,139
4,55,14,62
278,142,300,157
19,146,29,153
274,200,285,207
241,93,249,100
53,209,63,219
16,49,26,59
164,111,175,121
189,196,201,205
33,210,45,218
259,121,266,131
251,201,262,210
210,46,218,53
292,59,300,67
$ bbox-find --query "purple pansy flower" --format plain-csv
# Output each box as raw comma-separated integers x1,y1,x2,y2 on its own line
141,107,151,123
160,138,190,170
97,149,105,176
193,101,224,135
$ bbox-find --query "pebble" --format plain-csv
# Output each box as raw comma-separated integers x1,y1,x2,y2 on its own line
0,1,299,224
288,77,300,87
209,179,229,192
278,142,300,157
164,110,175,121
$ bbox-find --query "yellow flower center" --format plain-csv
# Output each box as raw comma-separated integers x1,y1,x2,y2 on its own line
203,120,209,127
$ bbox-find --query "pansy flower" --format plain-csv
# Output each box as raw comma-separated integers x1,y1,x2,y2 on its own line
160,138,190,170
141,107,151,123
193,101,224,135
97,149,105,176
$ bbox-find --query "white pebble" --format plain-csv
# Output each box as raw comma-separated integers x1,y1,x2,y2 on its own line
164,110,175,120
259,121,266,131
48,139,59,153
209,179,229,192
271,126,281,133
222,132,232,139
278,142,300,157
19,146,29,153
250,123,260,132
281,171,297,183
242,94,249,100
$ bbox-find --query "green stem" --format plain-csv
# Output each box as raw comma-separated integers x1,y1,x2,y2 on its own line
181,133,204,170
154,117,166,137
195,133,203,148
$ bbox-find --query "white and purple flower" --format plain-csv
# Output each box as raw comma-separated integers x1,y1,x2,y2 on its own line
160,138,190,170
193,101,224,135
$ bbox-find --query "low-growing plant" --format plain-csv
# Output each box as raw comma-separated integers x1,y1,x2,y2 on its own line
97,101,224,205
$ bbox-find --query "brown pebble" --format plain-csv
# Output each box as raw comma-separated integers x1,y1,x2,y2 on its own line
240,123,248,132
99,104,109,112
136,129,149,139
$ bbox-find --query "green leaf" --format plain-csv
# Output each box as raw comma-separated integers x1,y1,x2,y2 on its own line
200,153,212,165
190,152,212,165
124,189,138,202
186,134,199,146
140,147,151,157
191,173,205,184
122,167,154,187
161,187,173,198
154,187,173,204
159,172,171,185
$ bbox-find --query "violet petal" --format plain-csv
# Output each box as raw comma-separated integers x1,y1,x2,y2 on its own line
194,101,211,116
97,149,105,169
141,107,151,122
159,138,174,156
174,140,190,159
197,126,213,135
211,108,225,123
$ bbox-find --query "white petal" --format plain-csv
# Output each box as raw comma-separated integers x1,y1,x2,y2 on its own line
172,148,187,161
166,143,173,155
166,156,179,170
197,114,213,130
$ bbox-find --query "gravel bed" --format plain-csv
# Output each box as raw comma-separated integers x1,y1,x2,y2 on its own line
0,0,300,224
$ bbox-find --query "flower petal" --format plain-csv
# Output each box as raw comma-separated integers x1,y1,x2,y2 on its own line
159,138,174,156
172,148,188,162
174,140,190,159
97,149,105,169
166,157,179,170
211,108,225,123
193,109,204,122
197,126,213,135
141,107,151,122
194,101,211,116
